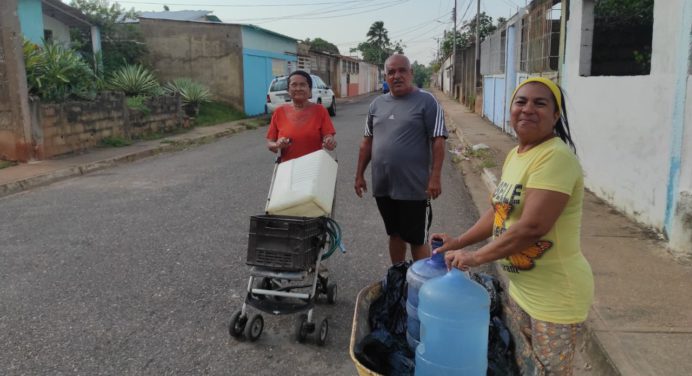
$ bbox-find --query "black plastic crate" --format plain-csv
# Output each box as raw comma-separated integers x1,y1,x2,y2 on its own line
246,215,325,271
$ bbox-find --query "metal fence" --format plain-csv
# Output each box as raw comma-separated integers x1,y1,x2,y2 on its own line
481,29,506,75
519,0,561,73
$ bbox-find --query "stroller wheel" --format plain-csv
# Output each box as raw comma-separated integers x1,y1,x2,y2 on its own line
228,310,246,338
326,283,337,304
246,314,264,341
295,314,309,343
316,318,329,346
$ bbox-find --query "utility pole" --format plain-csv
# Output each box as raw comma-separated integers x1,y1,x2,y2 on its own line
452,0,457,98
474,0,480,93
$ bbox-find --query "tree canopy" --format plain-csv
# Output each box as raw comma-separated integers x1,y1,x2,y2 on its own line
440,12,496,58
69,0,148,75
411,60,431,88
304,38,340,55
351,21,404,67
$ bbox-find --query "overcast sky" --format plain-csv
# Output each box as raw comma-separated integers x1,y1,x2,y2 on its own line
109,0,526,65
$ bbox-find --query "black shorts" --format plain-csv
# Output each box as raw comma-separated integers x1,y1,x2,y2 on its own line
375,197,430,246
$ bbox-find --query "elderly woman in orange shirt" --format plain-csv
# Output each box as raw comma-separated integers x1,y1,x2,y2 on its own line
266,70,336,162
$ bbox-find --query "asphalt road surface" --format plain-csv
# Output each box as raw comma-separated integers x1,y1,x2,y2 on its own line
0,93,480,375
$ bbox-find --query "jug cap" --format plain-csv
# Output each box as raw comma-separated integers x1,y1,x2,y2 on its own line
428,239,445,266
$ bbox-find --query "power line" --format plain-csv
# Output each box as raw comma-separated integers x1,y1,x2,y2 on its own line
391,12,451,39
229,0,408,23
115,0,372,7
399,20,448,44
332,11,450,46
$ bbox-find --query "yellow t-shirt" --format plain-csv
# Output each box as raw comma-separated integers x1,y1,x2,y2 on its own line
492,137,594,324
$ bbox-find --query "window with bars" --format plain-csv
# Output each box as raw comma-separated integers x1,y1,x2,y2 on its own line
342,60,359,74
580,0,654,76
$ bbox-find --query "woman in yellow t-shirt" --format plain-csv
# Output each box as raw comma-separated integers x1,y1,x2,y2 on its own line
432,77,593,375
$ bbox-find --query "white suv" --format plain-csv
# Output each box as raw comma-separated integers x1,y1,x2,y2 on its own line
266,74,336,116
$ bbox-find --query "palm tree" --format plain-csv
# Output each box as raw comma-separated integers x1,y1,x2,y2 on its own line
367,21,390,50
366,21,391,67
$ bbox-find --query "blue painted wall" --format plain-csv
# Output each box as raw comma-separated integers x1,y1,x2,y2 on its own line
482,76,506,129
483,76,495,124
493,76,506,128
241,26,297,116
17,0,44,45
664,0,692,234
242,26,296,54
243,52,272,116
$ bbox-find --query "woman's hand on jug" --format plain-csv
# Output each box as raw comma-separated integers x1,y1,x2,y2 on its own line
444,249,480,271
430,233,451,253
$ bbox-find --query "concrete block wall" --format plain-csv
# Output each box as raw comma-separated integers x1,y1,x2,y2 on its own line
126,94,182,138
33,93,181,159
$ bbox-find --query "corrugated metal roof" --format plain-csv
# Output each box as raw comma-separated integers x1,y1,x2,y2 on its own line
120,10,215,23
139,10,212,21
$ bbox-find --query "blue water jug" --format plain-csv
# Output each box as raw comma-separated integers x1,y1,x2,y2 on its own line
406,240,446,351
415,268,490,376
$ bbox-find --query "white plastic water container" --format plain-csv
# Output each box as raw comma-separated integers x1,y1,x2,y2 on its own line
266,149,337,217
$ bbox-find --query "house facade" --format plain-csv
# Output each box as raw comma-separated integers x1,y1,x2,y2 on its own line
563,0,692,255
480,0,561,134
17,0,101,53
0,0,32,162
335,56,379,97
138,18,245,112
471,0,691,255
241,25,297,116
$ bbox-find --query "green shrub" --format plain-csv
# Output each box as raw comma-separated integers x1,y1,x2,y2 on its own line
0,160,17,169
108,64,160,96
163,78,212,116
126,95,151,115
101,136,132,147
194,101,245,126
23,40,98,101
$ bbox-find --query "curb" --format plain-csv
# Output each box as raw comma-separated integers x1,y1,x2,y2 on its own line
445,112,620,376
0,123,250,199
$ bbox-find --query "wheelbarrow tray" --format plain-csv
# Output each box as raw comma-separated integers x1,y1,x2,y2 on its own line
349,282,384,376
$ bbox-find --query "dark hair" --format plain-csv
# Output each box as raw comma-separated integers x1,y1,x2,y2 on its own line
288,70,312,90
554,86,576,153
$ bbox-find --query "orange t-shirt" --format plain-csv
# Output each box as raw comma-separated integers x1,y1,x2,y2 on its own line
266,103,336,162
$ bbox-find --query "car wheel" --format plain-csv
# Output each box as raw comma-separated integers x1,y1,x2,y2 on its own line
328,97,336,117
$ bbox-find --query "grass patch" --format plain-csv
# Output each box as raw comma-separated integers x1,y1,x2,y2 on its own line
0,160,17,169
101,136,132,147
126,95,151,116
239,116,270,130
194,101,245,127
466,146,497,169
139,132,166,141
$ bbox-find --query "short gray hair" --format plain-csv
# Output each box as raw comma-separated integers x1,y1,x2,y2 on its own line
384,54,411,70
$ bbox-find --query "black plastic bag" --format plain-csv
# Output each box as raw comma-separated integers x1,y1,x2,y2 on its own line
355,261,414,375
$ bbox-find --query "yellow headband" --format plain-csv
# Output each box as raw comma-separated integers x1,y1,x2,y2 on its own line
511,77,562,113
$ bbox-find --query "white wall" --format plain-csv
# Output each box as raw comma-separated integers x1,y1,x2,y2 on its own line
43,14,70,46
358,61,379,94
563,0,691,253
442,55,453,95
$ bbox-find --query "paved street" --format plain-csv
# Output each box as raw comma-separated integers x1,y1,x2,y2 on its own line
0,94,480,375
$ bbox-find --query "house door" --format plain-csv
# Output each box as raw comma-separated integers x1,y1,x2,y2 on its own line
243,54,271,116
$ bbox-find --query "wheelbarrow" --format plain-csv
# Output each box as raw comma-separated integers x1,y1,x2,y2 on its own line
349,282,384,376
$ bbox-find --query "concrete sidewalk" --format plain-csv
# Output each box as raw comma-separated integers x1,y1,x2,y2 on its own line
432,88,692,376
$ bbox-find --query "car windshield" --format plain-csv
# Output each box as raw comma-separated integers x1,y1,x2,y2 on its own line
270,78,288,92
